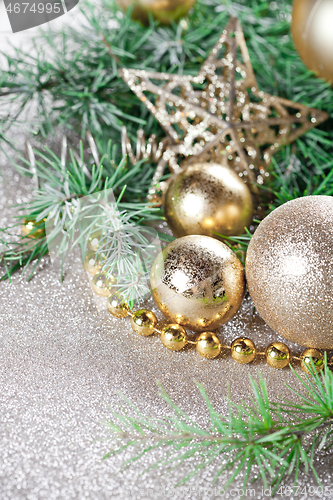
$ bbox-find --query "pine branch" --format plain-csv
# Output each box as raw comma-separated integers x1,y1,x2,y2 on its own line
103,358,333,495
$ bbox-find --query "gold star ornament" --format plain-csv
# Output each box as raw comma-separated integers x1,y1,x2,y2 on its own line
120,17,328,196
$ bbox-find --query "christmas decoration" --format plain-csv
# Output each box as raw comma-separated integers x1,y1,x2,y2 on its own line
116,0,195,25
21,218,46,239
265,342,290,369
164,162,253,238
195,332,222,359
246,196,333,350
120,16,328,199
84,252,103,275
91,272,115,297
230,337,256,364
149,235,245,331
160,324,187,351
292,0,333,83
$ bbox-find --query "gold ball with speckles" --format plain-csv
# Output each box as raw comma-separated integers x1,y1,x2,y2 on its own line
116,0,195,25
292,0,333,83
150,235,245,332
265,342,290,369
107,293,129,318
246,196,333,349
91,273,115,297
164,163,253,239
160,324,187,351
196,332,221,359
231,337,256,364
300,349,324,374
131,309,157,336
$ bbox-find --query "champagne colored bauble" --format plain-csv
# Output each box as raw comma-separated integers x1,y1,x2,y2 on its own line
246,196,333,349
292,0,333,83
116,0,195,25
164,163,253,239
150,235,245,332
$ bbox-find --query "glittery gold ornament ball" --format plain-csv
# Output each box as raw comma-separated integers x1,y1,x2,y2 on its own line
246,196,333,350
292,0,333,83
164,163,253,239
150,235,245,332
116,0,195,25
21,218,46,239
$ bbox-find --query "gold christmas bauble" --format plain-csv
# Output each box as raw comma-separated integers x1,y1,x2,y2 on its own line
150,235,245,332
116,0,195,25
160,324,187,351
246,196,333,350
164,163,253,239
195,332,221,359
130,309,158,336
265,342,290,369
292,0,333,83
231,337,256,364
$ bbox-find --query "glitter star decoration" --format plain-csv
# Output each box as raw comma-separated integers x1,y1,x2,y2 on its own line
119,17,328,194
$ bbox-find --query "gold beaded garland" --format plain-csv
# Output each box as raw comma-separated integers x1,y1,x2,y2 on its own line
160,324,187,351
88,230,103,252
265,342,290,369
84,252,103,275
300,349,324,374
21,217,46,238
107,293,129,318
91,273,115,297
196,332,221,359
116,0,195,25
131,309,158,336
231,337,256,364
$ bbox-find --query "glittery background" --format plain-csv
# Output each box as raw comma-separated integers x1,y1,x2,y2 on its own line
1,23,333,500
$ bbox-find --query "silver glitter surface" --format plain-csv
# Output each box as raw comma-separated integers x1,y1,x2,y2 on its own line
1,163,333,499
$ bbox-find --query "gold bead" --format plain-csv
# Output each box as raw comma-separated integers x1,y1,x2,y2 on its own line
21,217,46,239
231,337,256,364
131,309,157,336
116,0,195,25
160,324,187,351
265,342,290,369
107,293,129,318
88,230,103,252
196,332,221,359
300,349,324,374
91,273,115,297
84,252,103,275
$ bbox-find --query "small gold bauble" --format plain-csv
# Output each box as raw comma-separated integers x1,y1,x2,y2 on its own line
246,196,333,349
160,324,187,351
107,293,129,318
292,0,333,83
21,218,46,239
265,342,290,369
88,230,103,253
300,349,324,374
196,332,221,359
131,309,158,336
84,252,103,275
164,163,253,239
91,273,115,297
116,0,195,25
150,235,245,332
231,337,256,364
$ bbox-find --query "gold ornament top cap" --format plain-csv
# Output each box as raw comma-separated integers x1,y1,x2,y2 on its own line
119,16,328,190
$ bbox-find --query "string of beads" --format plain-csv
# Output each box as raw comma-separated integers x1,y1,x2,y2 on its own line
89,262,332,375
